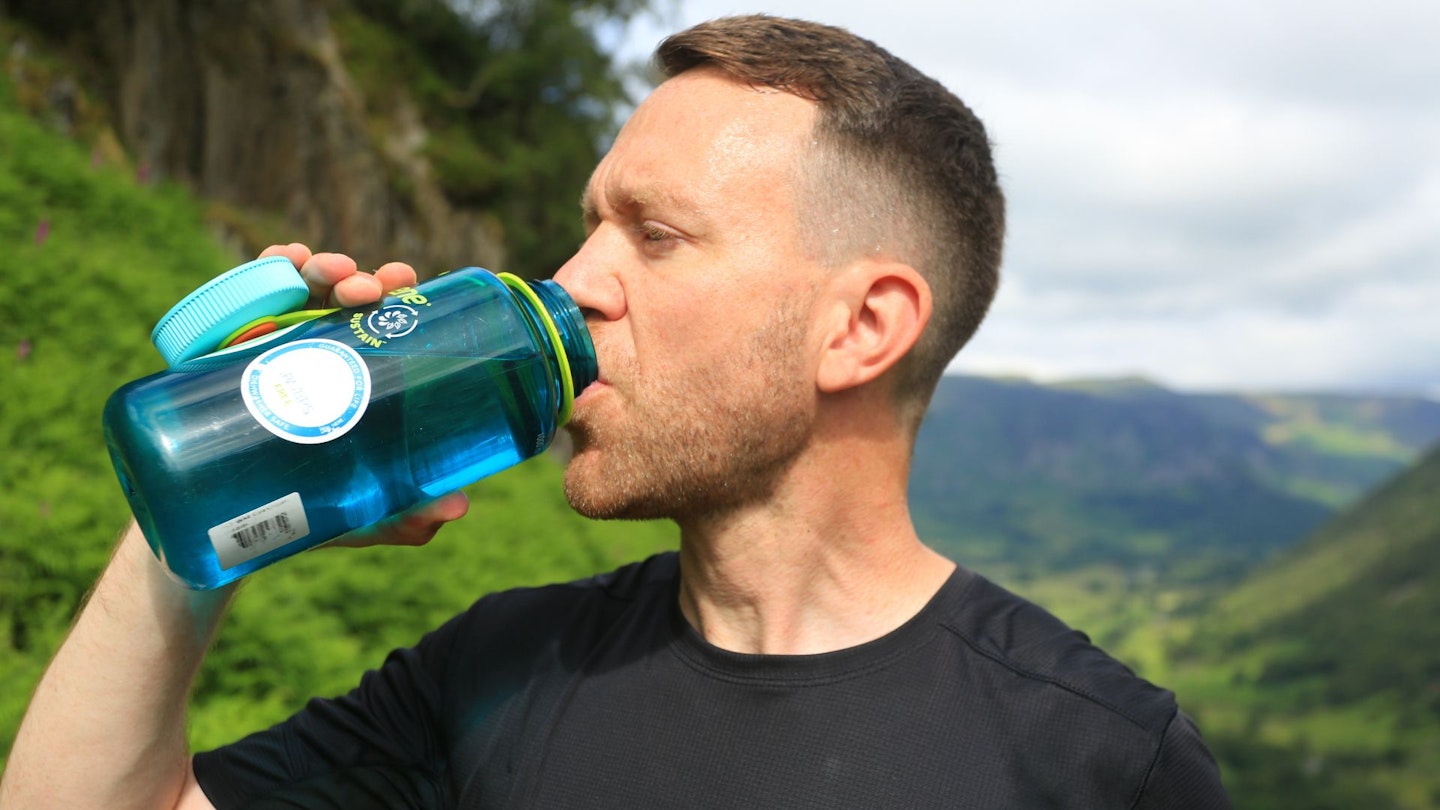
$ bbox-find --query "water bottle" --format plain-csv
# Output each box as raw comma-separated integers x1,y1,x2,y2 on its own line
103,258,597,589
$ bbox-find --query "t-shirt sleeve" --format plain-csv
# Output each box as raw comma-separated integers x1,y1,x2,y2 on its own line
192,616,463,810
1131,710,1233,810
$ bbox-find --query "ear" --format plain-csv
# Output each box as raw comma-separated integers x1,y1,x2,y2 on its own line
815,259,932,394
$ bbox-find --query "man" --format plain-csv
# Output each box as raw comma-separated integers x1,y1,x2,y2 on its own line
1,15,1230,809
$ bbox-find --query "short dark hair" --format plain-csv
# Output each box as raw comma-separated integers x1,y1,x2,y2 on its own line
657,15,1005,429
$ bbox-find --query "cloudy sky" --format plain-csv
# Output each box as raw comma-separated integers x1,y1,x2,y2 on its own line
612,1,1439,397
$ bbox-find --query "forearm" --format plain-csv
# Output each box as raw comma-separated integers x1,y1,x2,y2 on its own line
1,521,235,810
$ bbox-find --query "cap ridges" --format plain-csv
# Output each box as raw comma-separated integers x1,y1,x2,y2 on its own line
151,256,310,367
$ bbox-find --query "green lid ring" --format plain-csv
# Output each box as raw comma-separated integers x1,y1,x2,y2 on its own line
498,272,576,426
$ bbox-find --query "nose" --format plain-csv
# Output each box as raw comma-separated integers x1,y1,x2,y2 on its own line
553,232,626,323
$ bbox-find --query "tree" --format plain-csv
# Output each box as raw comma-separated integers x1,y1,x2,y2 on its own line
349,0,658,276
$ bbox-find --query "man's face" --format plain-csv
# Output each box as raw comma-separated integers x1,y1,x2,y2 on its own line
554,68,826,523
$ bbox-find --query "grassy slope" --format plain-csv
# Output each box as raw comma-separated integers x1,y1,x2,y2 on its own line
1209,447,1440,807
0,42,677,759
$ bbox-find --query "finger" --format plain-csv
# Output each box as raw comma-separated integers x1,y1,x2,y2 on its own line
299,252,360,306
422,490,471,523
331,491,470,549
330,273,385,307
259,242,314,270
373,261,419,293
387,491,470,546
332,260,418,306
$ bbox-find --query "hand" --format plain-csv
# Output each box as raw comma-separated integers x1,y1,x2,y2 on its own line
258,243,471,547
259,242,421,309
329,491,472,549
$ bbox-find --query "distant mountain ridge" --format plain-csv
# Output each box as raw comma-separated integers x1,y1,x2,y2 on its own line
910,375,1440,578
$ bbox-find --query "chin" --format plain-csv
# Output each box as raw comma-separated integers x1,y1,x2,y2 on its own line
562,461,663,522
561,453,614,518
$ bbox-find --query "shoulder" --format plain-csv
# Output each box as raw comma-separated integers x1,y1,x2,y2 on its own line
419,551,679,663
475,549,678,618
930,572,1228,804
937,570,1179,734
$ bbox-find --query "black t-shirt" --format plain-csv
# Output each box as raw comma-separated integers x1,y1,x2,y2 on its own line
194,552,1230,808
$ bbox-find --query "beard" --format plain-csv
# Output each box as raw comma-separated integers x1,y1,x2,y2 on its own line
562,301,814,524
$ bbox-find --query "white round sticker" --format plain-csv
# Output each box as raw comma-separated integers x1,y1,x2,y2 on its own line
240,339,372,444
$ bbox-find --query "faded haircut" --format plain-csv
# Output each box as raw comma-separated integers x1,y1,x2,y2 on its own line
656,15,1005,432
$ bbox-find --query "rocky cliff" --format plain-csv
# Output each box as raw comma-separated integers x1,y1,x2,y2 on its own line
4,0,505,274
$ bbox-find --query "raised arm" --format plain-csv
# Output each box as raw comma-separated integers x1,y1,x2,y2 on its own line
0,246,468,810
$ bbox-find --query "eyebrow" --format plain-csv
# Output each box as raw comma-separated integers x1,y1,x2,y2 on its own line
580,184,706,230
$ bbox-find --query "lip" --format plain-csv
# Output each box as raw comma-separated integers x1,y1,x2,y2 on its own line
573,377,609,403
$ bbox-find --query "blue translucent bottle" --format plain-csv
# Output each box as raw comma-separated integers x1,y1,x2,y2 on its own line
103,264,597,589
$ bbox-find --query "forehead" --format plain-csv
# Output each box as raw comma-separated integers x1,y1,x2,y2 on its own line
584,69,818,219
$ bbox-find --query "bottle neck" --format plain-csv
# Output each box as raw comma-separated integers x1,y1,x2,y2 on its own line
507,277,598,420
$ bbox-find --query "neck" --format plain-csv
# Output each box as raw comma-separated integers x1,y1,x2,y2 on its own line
674,407,955,656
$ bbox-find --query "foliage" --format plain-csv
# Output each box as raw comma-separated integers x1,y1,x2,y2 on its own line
1,57,231,752
0,53,677,765
338,0,653,277
1205,727,1402,810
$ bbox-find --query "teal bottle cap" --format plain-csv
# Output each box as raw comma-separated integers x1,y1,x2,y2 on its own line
152,256,310,367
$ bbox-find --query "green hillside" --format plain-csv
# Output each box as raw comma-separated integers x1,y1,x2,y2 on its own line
1205,443,1440,657
1171,443,1440,808
0,46,677,761
911,375,1440,580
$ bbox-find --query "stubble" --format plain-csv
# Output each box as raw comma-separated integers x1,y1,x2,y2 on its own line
562,300,814,523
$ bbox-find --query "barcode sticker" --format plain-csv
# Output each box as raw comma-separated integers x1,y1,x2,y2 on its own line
208,492,311,570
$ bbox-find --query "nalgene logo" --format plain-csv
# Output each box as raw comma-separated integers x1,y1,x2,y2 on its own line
388,286,430,306
350,287,430,348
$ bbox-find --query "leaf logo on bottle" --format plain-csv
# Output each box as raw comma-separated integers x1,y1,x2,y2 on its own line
366,305,419,339
349,286,431,347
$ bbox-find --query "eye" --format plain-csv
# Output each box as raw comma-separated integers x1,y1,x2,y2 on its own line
634,221,685,255
639,222,676,243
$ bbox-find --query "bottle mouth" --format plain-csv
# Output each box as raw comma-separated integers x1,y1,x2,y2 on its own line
542,284,599,410
498,274,598,426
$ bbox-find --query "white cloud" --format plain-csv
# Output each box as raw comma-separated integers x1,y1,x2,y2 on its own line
619,0,1440,395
